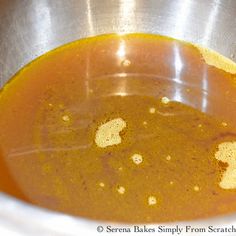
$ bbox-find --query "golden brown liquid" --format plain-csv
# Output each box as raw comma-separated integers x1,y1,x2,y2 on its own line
1,34,236,223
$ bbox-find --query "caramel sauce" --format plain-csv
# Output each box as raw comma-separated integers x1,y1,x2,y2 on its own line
1,34,236,222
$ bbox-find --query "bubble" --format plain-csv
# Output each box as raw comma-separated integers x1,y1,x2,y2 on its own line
117,185,126,194
193,185,200,192
221,122,228,127
149,107,156,114
62,115,70,122
148,195,157,205
131,153,143,165
161,97,170,104
121,59,131,67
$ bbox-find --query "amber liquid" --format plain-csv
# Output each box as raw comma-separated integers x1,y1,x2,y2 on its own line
0,34,236,223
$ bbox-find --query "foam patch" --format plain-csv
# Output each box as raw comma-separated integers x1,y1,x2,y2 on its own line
95,118,126,148
215,142,236,189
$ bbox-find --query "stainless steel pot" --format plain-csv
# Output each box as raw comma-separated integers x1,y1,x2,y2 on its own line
1,0,236,235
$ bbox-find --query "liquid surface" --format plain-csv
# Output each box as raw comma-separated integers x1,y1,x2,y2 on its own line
1,34,236,223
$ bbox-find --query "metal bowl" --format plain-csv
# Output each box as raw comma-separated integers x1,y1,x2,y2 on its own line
1,0,236,235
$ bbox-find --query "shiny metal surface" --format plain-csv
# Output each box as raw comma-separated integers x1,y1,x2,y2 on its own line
1,0,236,235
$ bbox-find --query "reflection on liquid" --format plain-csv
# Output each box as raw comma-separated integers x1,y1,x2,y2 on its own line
8,145,93,158
201,68,209,112
172,44,184,103
85,44,91,99
173,44,184,81
117,40,126,59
